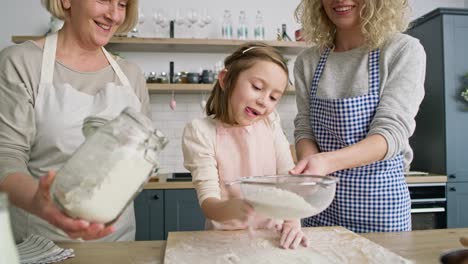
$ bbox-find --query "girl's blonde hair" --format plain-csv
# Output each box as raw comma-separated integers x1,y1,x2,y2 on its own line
206,42,289,125
41,0,138,34
295,0,411,50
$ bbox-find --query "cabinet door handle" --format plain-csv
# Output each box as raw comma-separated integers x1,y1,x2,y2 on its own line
449,174,456,179
153,194,160,200
449,187,456,192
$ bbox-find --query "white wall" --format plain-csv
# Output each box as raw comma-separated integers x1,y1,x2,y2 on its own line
409,0,466,17
0,1,466,173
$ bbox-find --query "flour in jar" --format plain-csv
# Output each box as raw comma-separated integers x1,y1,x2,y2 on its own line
242,185,319,219
58,145,153,223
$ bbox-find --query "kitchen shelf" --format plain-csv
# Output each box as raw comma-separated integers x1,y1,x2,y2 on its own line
11,35,299,93
11,36,308,54
148,83,212,93
147,83,295,94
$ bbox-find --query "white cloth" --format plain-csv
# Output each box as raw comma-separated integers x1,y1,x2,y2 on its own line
10,32,141,242
17,235,74,264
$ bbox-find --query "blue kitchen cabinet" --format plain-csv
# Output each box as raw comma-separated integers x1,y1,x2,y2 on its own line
164,189,205,239
447,182,468,227
134,189,205,240
134,189,165,240
407,8,468,227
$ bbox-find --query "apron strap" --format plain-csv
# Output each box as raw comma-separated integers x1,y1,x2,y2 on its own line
40,33,58,84
310,47,332,97
102,47,131,87
368,49,380,94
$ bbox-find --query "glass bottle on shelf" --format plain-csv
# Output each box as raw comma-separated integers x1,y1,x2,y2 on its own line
237,10,248,40
254,10,265,40
221,10,233,39
0,193,20,264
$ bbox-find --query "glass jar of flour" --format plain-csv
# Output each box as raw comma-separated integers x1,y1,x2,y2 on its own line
51,107,168,224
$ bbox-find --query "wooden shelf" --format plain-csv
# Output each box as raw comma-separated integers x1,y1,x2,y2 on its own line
148,83,211,93
147,83,295,94
11,36,308,54
11,35,300,93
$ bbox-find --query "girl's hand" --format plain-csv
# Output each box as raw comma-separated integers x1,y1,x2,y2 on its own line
289,153,331,176
279,220,309,249
31,171,115,240
223,198,255,224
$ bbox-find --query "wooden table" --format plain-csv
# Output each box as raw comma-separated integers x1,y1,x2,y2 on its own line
362,228,468,263
57,241,165,264
57,228,467,264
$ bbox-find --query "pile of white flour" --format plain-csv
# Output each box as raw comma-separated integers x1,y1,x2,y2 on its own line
242,185,319,219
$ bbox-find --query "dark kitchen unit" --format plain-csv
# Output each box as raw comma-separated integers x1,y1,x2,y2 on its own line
409,182,447,230
407,8,468,228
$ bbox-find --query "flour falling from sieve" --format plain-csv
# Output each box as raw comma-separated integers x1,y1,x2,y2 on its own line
242,185,319,219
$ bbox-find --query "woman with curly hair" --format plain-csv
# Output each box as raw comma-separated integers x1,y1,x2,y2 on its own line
290,0,426,232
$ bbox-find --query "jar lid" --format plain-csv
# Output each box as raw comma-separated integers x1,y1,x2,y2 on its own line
82,116,111,138
122,108,154,133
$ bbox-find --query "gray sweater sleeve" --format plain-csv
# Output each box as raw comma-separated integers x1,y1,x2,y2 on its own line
368,36,426,167
293,48,317,144
0,46,36,182
293,33,426,169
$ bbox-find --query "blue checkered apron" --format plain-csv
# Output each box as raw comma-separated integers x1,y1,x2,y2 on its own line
302,48,411,233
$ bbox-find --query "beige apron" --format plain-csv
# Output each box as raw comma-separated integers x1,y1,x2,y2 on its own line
207,119,283,230
10,32,142,242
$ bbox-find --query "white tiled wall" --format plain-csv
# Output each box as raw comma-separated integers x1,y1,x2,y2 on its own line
150,93,298,173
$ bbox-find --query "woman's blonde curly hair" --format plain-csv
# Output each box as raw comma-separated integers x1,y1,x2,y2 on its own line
295,0,411,50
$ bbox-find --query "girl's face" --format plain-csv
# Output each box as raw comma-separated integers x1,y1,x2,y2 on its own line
322,0,363,31
62,0,127,48
228,60,287,126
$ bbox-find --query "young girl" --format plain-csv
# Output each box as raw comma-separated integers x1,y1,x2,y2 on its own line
292,0,426,232
182,43,308,249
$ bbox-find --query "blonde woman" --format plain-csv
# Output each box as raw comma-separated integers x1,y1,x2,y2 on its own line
0,0,149,242
290,0,426,232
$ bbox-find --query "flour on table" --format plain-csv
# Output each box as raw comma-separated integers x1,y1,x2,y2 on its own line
241,185,319,219
164,228,412,264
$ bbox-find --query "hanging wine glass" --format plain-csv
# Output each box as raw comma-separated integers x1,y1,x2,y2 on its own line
175,8,186,38
200,8,212,39
196,11,206,38
130,8,146,37
185,8,199,38
153,8,168,38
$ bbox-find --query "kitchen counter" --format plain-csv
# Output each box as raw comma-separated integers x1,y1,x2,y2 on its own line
56,227,467,264
143,174,448,189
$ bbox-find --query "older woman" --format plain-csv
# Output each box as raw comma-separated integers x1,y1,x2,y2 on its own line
291,0,426,232
0,0,150,241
